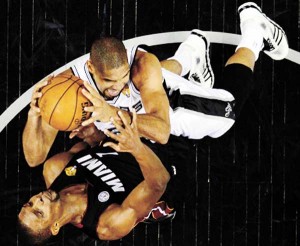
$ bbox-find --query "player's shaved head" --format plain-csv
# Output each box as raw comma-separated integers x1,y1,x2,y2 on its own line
90,37,128,73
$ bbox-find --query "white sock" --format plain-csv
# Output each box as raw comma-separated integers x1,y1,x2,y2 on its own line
236,20,264,60
168,43,193,76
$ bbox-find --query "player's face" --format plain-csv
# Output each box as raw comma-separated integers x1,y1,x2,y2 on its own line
18,190,60,231
92,63,130,100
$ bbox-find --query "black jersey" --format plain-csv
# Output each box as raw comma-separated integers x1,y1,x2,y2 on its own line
50,145,145,238
50,139,178,239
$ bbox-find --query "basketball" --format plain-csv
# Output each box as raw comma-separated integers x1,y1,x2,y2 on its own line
38,74,92,131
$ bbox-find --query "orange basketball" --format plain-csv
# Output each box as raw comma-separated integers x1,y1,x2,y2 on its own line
38,74,92,131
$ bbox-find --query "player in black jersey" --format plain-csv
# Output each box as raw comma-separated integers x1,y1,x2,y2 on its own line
18,111,176,244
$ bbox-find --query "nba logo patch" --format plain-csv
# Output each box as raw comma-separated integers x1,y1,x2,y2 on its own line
98,191,110,202
65,166,77,176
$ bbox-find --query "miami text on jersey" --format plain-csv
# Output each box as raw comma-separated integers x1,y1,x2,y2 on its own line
76,153,125,192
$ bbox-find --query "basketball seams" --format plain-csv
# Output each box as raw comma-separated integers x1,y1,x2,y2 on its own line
39,74,76,102
65,84,81,131
74,77,84,87
48,80,79,129
65,77,86,131
38,74,90,131
65,77,85,131
39,79,69,102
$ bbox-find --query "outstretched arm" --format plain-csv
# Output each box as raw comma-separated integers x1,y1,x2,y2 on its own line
96,111,170,240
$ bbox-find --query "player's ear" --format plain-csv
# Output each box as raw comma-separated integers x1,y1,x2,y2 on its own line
87,60,95,74
50,221,61,236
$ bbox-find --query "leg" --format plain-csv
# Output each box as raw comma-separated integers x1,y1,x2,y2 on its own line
165,44,256,139
236,2,289,61
223,2,289,117
225,48,255,71
225,2,289,73
167,2,289,140
161,30,215,88
160,59,182,76
222,48,255,117
163,67,235,140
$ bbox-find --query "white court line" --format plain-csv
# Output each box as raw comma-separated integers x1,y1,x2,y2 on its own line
0,31,299,133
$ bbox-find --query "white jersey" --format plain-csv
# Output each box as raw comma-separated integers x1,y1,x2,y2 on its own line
71,45,235,139
71,46,147,132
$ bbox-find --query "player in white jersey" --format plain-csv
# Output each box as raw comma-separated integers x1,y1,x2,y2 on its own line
23,2,289,168
70,41,234,139
23,28,218,166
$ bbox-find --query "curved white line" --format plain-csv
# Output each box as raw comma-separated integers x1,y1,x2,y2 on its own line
0,31,299,133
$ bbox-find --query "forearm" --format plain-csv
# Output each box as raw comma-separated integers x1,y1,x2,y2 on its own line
97,110,170,239
132,143,170,190
136,113,170,144
23,121,46,166
114,108,170,144
22,113,57,166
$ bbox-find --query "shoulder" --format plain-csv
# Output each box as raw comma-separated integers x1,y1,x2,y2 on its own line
134,50,158,68
43,142,88,188
131,50,162,89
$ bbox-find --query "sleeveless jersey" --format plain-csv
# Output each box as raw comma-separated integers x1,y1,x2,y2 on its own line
71,46,147,132
50,142,176,239
70,45,236,139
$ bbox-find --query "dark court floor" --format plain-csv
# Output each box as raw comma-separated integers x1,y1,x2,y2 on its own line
0,0,300,245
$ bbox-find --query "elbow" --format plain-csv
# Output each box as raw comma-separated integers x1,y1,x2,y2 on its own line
163,172,171,187
97,229,115,241
97,225,127,241
157,133,170,145
27,162,39,168
25,155,46,167
156,123,171,145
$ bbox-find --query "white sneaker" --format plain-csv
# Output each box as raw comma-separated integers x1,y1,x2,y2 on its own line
182,29,215,88
238,2,289,60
